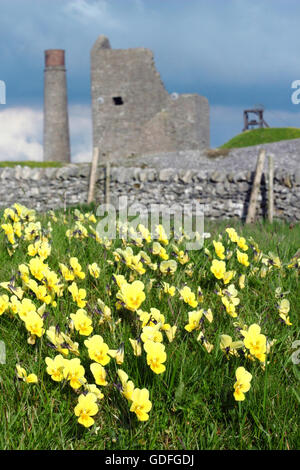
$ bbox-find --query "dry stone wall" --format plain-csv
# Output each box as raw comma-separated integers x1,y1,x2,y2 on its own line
1,163,300,221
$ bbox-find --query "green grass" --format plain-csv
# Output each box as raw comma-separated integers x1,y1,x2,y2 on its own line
220,127,300,149
0,161,63,168
0,205,299,450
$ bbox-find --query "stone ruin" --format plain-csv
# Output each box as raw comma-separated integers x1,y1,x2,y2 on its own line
43,35,210,163
90,35,210,161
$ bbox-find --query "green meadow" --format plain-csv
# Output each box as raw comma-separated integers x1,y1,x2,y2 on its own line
0,203,299,450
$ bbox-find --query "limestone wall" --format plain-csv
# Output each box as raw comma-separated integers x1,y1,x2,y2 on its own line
1,164,300,221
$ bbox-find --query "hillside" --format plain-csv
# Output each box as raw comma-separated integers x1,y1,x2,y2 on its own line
220,127,300,149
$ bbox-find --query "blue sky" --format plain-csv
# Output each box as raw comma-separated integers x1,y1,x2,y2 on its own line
0,0,300,161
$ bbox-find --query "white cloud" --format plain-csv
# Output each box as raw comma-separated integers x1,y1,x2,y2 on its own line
64,0,121,29
0,104,92,162
0,107,43,161
69,104,92,162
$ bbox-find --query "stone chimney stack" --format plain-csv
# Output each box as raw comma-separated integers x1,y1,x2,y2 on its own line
43,49,70,162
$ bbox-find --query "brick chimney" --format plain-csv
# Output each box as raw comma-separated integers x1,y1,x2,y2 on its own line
43,49,70,162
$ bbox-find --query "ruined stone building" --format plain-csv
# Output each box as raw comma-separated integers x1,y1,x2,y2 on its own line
43,36,210,163
90,35,210,160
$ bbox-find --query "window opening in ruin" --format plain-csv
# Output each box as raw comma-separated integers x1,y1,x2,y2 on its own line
113,96,124,105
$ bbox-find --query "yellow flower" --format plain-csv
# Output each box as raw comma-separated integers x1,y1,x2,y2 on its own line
38,241,51,260
28,241,39,257
162,282,176,297
68,282,87,308
220,335,244,357
88,263,100,279
239,274,246,289
129,338,142,356
226,227,239,243
237,237,248,251
63,358,86,389
28,257,48,281
16,364,38,384
159,260,177,274
144,341,167,374
184,310,203,332
222,284,240,305
1,223,16,244
221,297,237,318
86,213,97,223
155,224,169,246
24,311,45,337
18,264,30,284
210,259,226,279
179,286,198,308
13,222,22,238
152,241,169,260
74,393,98,428
26,279,52,304
241,323,266,362
141,325,163,344
9,295,20,315
138,307,167,329
137,224,152,243
116,280,146,312
130,388,152,421
60,331,80,356
70,257,85,280
97,299,112,324
197,331,214,353
164,325,177,342
233,366,252,401
45,354,66,382
113,274,127,289
203,308,213,323
43,269,63,293
84,384,104,401
223,270,236,285
177,250,189,265
213,240,225,260
108,342,124,365
59,263,75,281
84,335,111,365
278,299,292,325
70,309,93,336
117,369,135,401
236,249,249,267
0,294,9,315
90,362,108,386
17,298,36,321
46,326,70,355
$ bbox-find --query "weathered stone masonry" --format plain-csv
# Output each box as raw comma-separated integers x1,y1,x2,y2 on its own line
90,35,209,161
2,165,300,221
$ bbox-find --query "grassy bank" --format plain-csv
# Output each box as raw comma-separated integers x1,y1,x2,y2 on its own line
221,127,300,149
0,204,299,450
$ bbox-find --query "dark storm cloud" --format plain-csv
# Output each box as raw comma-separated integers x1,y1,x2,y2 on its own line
0,0,299,154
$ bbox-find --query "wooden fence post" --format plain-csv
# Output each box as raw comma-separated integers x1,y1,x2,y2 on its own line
105,160,111,206
245,148,266,224
268,153,274,223
87,147,99,204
